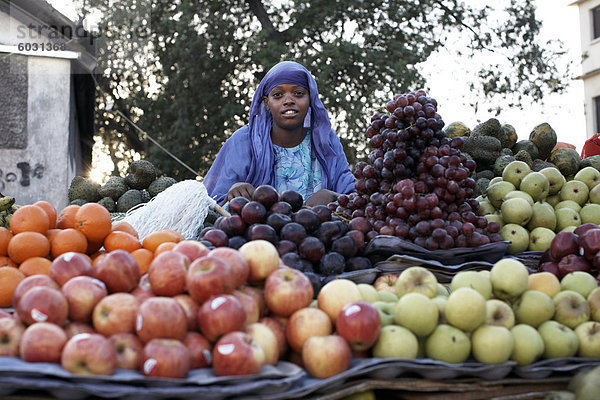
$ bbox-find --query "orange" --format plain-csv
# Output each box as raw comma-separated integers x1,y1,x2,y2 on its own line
0,256,17,268
18,257,52,276
50,228,88,258
142,230,185,253
33,201,57,229
9,205,50,234
131,248,153,275
111,221,139,239
7,232,50,264
0,227,13,256
86,240,103,255
73,203,112,243
154,241,177,256
56,205,81,229
0,266,25,307
46,228,61,243
103,231,142,253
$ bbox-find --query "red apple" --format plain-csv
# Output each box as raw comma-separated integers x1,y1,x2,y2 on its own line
174,294,200,332
259,317,288,359
208,247,250,288
147,251,190,296
141,338,190,378
173,239,209,262
335,301,381,351
197,294,246,342
16,286,68,326
286,307,332,353
135,296,187,343
264,268,313,317
183,331,212,369
232,290,260,325
558,254,592,278
109,332,144,370
373,273,399,293
239,286,267,318
186,256,233,303
302,335,351,379
131,274,155,303
12,274,59,308
93,249,141,293
550,231,580,262
0,316,25,356
61,333,117,375
574,223,600,237
212,331,266,376
238,240,280,283
539,261,560,277
245,322,279,365
0,309,11,319
49,252,93,286
595,252,600,271
20,322,67,363
64,321,95,338
540,249,556,264
92,293,140,337
61,276,107,322
580,229,600,260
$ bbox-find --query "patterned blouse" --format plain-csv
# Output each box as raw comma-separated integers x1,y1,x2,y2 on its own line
273,131,323,201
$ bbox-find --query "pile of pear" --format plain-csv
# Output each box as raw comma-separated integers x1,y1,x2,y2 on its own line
363,260,600,366
475,161,600,254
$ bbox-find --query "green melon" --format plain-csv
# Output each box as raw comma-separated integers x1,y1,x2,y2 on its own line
512,140,540,161
548,148,581,177
445,121,471,138
500,124,518,149
529,123,557,161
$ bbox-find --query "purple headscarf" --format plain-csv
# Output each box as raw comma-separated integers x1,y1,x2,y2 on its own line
204,61,355,203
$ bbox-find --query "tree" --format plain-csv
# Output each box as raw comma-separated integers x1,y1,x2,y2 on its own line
86,0,571,181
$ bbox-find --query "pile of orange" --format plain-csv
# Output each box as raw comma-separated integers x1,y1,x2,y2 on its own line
0,199,185,307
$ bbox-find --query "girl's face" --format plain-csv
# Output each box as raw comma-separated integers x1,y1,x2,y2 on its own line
263,84,310,132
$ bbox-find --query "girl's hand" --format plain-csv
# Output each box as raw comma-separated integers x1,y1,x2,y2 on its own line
226,183,256,202
305,189,339,207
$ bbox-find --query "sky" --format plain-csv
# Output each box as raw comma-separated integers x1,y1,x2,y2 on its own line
46,0,587,173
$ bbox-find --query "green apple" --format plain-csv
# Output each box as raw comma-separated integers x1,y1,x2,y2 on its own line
588,287,600,322
519,171,550,202
490,258,530,302
372,325,418,359
471,325,514,364
486,181,516,209
395,266,438,299
394,292,438,337
489,176,503,186
553,290,591,329
575,321,600,358
373,301,396,327
561,271,598,298
555,208,581,231
425,324,471,364
432,296,447,324
444,287,487,332
580,204,600,225
528,271,561,298
528,227,555,252
510,324,545,366
450,270,492,299
499,224,530,254
590,184,600,204
538,320,579,358
504,190,534,206
476,200,496,216
545,194,561,208
512,290,555,327
554,200,582,213
502,161,531,189
539,167,566,195
527,202,557,231
484,214,504,228
560,180,589,206
574,366,600,400
501,198,533,226
485,299,515,328
436,283,449,297
377,290,398,303
574,166,600,190
357,283,379,304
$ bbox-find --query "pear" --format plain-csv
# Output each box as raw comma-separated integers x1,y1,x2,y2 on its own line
590,184,600,204
539,167,566,195
560,180,589,206
519,171,550,202
527,202,557,231
484,214,504,227
555,208,582,231
486,181,516,208
502,161,531,189
546,194,561,208
501,198,533,226
554,200,582,213
489,176,503,186
574,166,600,190
580,204,600,225
528,227,556,251
476,200,496,216
499,224,530,254
504,190,534,206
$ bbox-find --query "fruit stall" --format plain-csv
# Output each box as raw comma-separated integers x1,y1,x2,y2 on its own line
2,90,600,400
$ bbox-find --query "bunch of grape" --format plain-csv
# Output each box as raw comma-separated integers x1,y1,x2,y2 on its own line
200,185,373,285
330,89,502,250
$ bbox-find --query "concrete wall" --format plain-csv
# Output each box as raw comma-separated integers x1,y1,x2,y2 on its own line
577,0,600,138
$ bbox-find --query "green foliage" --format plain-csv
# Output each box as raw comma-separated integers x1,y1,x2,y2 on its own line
86,0,572,180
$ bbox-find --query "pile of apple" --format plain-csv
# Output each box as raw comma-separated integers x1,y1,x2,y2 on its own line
477,161,600,254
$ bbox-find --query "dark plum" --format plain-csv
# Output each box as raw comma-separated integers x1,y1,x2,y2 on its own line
270,201,293,215
281,252,303,270
280,190,304,212
299,259,315,273
199,240,216,250
266,213,292,233
219,215,246,236
202,229,229,248
228,197,249,215
303,272,322,297
247,223,278,244
344,257,372,272
252,185,280,209
198,226,214,239
345,230,365,253
293,209,321,234
331,236,357,259
348,217,372,234
298,236,326,263
241,201,267,225
312,205,332,223
228,235,247,249
319,252,346,276
280,222,308,245
276,240,297,256
314,221,341,247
